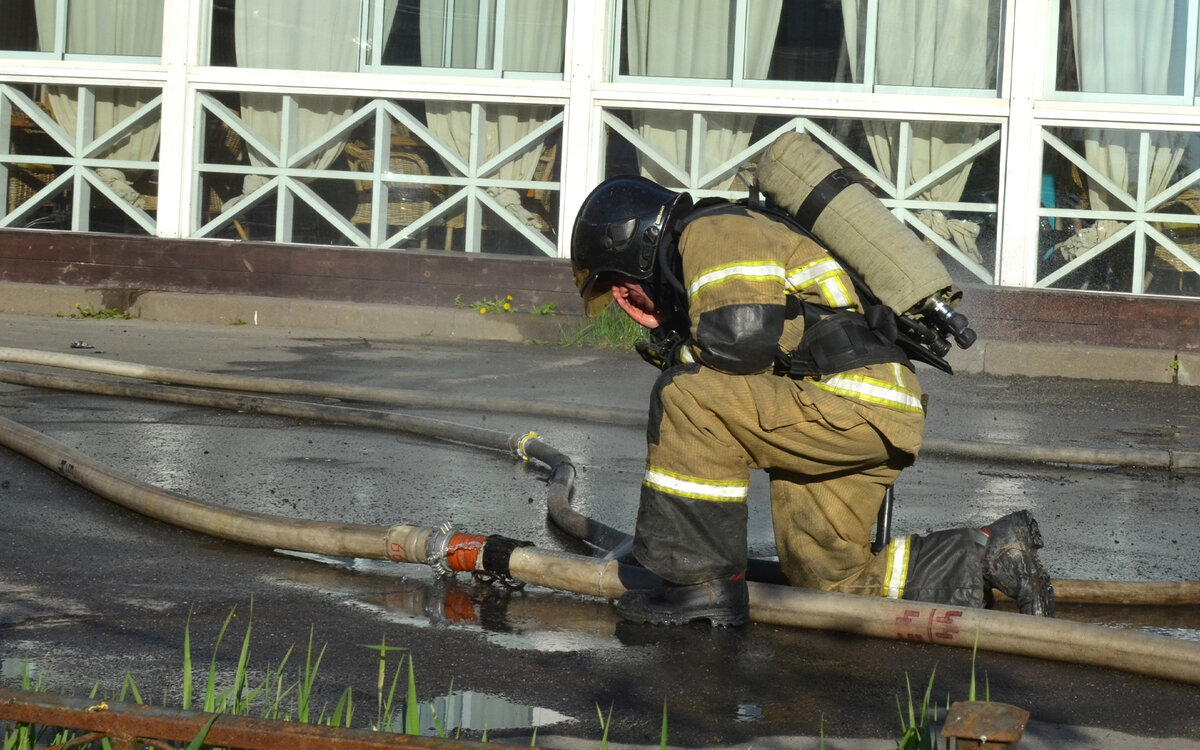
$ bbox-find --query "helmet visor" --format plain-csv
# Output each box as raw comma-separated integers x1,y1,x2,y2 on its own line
579,275,615,317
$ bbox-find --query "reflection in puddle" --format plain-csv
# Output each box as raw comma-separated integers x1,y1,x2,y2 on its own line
735,704,763,723
270,553,622,652
1055,604,1200,644
1,655,41,682
396,691,572,735
1142,627,1200,643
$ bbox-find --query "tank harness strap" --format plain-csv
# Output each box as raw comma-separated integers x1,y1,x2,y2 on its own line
779,297,912,379
793,168,857,230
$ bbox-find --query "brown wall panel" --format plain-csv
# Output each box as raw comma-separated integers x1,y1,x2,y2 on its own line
2,229,1196,350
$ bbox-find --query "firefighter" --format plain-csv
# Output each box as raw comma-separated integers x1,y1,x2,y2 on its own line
570,174,1054,626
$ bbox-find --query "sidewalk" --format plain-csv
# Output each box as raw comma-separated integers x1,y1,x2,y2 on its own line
1,281,1197,386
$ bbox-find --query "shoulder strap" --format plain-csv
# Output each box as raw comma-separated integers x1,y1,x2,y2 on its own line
748,202,954,374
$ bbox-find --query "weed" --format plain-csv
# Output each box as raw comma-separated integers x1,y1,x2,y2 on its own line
456,293,514,315
229,317,248,326
1,609,1005,748
895,669,939,750
596,702,614,749
69,302,133,320
660,698,669,749
454,293,556,316
560,303,649,349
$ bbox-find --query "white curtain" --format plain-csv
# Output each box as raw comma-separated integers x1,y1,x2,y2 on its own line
419,0,565,229
34,0,164,208
842,0,993,263
223,0,368,210
1055,0,1188,260
626,0,782,189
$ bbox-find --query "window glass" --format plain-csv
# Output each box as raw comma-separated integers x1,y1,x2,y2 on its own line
1,0,163,58
2,82,161,235
1054,0,1190,98
209,0,565,75
619,0,1002,93
195,93,561,255
1038,125,1200,296
209,0,364,71
868,0,1001,90
762,1,859,83
0,0,42,52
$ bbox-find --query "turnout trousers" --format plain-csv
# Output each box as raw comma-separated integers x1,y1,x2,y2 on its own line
632,365,984,607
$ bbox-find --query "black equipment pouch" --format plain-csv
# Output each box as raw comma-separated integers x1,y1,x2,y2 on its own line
782,303,912,379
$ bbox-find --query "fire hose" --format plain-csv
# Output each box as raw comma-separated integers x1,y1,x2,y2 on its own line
0,349,1199,686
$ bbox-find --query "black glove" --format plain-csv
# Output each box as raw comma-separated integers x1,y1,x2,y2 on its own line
635,330,690,370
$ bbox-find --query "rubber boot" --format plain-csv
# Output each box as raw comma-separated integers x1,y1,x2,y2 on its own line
615,573,749,627
979,510,1055,617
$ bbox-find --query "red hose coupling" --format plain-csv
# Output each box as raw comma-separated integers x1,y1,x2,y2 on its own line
425,522,488,576
444,532,488,572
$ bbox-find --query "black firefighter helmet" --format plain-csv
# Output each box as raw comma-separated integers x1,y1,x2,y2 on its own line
570,175,693,316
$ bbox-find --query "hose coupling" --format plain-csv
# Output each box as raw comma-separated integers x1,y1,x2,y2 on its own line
425,522,497,578
425,522,459,577
515,431,540,461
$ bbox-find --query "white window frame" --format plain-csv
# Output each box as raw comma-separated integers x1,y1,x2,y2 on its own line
0,0,166,63
608,0,1007,98
1043,0,1200,106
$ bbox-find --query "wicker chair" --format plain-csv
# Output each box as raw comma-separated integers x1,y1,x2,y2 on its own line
1150,190,1200,292
345,139,443,249
6,163,56,214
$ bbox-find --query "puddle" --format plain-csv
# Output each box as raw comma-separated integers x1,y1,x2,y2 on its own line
1141,627,1200,643
396,690,573,735
735,704,763,723
269,553,623,652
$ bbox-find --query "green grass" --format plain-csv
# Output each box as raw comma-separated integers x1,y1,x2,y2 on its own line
559,303,650,349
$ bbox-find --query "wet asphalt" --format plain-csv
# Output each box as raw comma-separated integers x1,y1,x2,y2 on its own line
0,312,1198,748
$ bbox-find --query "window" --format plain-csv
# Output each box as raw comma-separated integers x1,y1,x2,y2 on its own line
0,0,164,60
1,81,161,234
195,93,561,255
1038,125,1200,296
1050,0,1198,103
208,0,565,77
614,0,1003,95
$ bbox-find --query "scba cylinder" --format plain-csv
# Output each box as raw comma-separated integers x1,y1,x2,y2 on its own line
756,132,958,316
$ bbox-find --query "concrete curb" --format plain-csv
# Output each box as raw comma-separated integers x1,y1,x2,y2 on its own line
1,281,1195,386
0,282,569,345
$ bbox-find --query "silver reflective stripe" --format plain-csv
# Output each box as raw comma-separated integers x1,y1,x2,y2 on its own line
786,258,855,309
688,262,786,299
813,373,924,412
644,467,749,502
785,258,842,289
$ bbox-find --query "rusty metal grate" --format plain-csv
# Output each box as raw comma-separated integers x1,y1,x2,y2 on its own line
0,687,528,750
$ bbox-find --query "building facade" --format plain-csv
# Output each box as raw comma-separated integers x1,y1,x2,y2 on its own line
2,0,1199,301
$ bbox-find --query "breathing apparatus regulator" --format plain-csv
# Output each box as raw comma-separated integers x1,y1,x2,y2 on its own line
754,132,976,372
